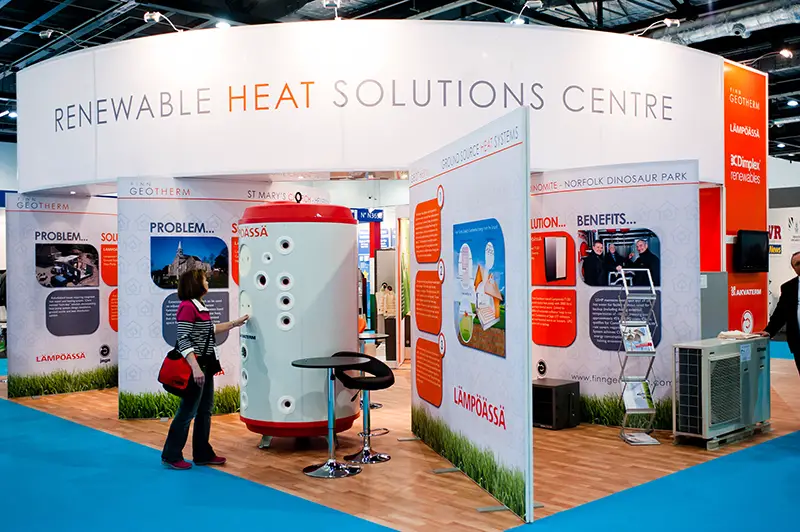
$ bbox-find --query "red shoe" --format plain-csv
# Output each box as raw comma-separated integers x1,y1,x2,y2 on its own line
194,456,226,466
163,459,192,470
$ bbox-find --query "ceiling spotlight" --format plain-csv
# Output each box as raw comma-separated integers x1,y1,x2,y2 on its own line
779,48,793,59
69,191,76,195
777,143,786,149
0,110,8,119
511,17,525,25
321,0,341,7
9,111,17,119
788,100,799,107
297,176,305,179
215,21,231,29
143,11,181,32
38,28,86,48
143,11,162,23
633,18,681,37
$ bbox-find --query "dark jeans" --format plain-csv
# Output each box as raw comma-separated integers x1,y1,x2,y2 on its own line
161,369,215,463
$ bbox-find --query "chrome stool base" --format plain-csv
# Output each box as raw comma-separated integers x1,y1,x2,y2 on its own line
360,428,390,438
345,448,391,464
303,458,362,479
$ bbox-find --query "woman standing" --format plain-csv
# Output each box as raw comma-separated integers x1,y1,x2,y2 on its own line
161,269,248,470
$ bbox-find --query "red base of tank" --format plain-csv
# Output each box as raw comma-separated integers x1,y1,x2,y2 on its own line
240,413,360,437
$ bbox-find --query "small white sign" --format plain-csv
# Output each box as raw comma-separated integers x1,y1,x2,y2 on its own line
740,343,752,362
700,274,708,289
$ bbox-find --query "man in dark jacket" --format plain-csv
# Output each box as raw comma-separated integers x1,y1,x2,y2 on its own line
604,243,623,275
762,251,800,374
582,241,606,286
629,239,660,286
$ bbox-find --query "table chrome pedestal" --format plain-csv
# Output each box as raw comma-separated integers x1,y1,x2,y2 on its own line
291,356,370,479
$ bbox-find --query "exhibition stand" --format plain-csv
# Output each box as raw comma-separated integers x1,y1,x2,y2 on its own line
5,19,769,528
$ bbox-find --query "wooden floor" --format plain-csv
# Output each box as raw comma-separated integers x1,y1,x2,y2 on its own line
2,360,800,531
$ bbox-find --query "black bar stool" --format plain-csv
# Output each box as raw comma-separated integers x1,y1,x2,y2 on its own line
333,351,395,464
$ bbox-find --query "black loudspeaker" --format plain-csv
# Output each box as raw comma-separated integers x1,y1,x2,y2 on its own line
532,379,580,430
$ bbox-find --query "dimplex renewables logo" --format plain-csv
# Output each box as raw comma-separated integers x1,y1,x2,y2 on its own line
730,286,762,297
729,154,761,171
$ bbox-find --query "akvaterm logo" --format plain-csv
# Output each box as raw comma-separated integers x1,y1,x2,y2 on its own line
730,286,762,297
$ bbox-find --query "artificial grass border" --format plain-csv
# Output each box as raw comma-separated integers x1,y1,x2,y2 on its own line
7,365,118,398
118,385,240,419
581,394,672,430
412,405,526,518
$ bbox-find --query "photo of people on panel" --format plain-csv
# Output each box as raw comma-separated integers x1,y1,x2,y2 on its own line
578,229,661,287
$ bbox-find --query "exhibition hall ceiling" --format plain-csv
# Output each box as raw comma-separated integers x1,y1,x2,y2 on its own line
0,0,797,158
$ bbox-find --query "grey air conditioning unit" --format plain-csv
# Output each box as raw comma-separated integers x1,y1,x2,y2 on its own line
672,337,769,441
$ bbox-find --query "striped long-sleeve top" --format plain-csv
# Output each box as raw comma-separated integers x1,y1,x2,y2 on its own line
176,299,217,360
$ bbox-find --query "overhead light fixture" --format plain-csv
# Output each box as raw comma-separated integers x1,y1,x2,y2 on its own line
215,21,231,29
788,99,799,107
743,49,794,66
297,176,305,179
633,18,681,37
0,110,8,119
38,28,87,49
777,143,787,148
69,191,76,195
143,11,182,32
9,111,17,119
510,0,543,25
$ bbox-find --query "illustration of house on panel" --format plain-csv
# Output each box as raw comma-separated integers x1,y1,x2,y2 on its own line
474,265,503,330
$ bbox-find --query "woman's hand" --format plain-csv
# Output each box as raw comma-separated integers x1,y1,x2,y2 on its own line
233,315,249,328
187,354,205,387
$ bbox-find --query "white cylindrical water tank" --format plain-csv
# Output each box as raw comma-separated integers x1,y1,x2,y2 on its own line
237,202,359,438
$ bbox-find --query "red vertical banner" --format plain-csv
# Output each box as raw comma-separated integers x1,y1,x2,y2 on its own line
369,220,381,258
699,187,722,272
723,61,768,332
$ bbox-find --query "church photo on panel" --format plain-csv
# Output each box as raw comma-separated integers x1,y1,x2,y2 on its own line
150,236,229,290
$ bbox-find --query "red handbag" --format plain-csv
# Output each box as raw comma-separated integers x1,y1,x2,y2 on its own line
158,329,213,396
158,344,193,396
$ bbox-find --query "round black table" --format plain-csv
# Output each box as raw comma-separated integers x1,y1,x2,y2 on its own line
291,356,370,479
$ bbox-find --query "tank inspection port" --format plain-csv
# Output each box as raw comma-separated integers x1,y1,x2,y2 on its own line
277,236,294,255
277,273,294,291
277,292,295,310
255,271,269,290
277,395,296,414
277,312,295,331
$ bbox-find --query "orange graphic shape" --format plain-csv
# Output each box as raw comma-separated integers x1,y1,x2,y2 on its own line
231,236,239,286
414,199,441,263
415,270,442,335
532,289,577,348
100,244,118,287
109,289,119,332
416,338,443,407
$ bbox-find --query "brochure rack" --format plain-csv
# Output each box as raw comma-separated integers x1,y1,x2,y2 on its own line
617,269,660,446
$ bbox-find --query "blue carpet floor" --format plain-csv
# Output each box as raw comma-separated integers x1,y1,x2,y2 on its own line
513,430,800,531
0,399,391,532
771,340,794,360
